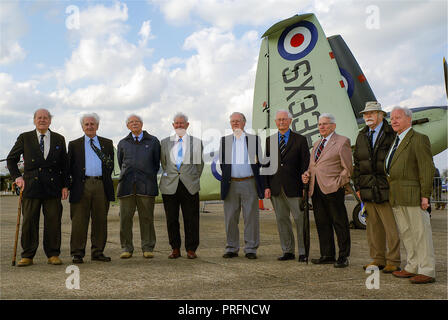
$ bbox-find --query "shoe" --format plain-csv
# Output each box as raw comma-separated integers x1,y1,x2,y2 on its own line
311,256,336,264
222,252,238,259
382,265,401,274
409,274,436,284
334,257,349,268
245,253,257,259
187,250,197,259
298,255,308,263
120,252,133,259
92,254,111,262
392,270,416,278
17,258,33,267
277,253,295,261
363,262,385,270
72,256,84,264
168,248,181,259
47,256,62,265
143,252,154,259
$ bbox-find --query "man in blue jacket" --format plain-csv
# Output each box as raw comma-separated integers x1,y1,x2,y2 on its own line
117,114,161,259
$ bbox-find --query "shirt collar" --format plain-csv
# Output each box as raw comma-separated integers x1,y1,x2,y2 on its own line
370,121,383,133
398,127,412,141
85,135,99,143
278,129,291,139
233,131,246,140
175,133,188,141
132,132,144,140
36,129,50,137
322,131,334,142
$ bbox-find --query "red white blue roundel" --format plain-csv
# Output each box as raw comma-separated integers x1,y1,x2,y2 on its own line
278,21,318,61
211,156,222,181
339,68,354,98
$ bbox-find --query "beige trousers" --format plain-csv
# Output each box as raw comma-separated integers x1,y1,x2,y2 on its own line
365,202,401,266
392,205,436,278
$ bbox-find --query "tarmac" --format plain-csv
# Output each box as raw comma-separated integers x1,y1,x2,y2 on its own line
0,194,446,300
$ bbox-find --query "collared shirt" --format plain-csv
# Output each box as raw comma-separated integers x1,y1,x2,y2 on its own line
132,132,143,142
231,131,253,178
84,135,102,176
171,133,188,165
315,131,334,159
369,121,384,147
36,129,50,160
385,126,412,171
278,129,291,145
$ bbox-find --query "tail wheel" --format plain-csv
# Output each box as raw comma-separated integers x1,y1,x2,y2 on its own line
352,203,367,229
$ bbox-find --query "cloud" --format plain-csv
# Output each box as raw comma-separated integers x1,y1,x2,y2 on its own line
0,1,27,65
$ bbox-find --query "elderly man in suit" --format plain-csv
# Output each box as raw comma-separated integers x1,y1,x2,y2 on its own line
68,113,115,264
7,109,69,267
386,106,436,284
160,113,204,259
220,112,264,259
117,114,160,259
353,101,401,274
264,110,310,262
302,113,352,268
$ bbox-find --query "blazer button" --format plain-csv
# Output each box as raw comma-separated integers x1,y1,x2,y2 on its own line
34,177,38,180
51,178,54,181
39,168,42,171
32,159,35,162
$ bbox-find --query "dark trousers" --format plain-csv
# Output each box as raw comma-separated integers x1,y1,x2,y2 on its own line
70,179,109,258
21,197,62,259
162,181,200,252
311,181,351,259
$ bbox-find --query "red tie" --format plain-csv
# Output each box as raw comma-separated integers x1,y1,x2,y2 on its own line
315,138,326,162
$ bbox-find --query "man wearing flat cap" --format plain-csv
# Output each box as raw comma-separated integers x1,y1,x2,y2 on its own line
353,101,401,274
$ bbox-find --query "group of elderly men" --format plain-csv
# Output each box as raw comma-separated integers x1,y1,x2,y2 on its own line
7,102,436,284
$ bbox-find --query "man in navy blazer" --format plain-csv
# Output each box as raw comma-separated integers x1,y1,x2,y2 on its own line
219,112,264,259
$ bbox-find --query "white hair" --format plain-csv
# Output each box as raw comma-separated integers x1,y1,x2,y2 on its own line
80,112,100,126
319,113,336,124
126,114,143,124
173,112,188,123
391,106,412,118
33,108,53,120
275,109,293,119
229,112,246,122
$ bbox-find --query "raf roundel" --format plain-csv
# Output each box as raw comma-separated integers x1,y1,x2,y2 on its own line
278,21,318,61
339,68,355,98
211,156,222,181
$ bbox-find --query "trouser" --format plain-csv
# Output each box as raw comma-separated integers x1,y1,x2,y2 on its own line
392,205,436,278
223,178,259,254
21,197,62,259
364,201,401,266
311,181,351,259
271,188,305,255
162,181,200,252
119,195,156,253
70,179,109,258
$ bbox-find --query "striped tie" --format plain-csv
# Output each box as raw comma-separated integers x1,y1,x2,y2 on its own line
386,136,400,174
315,138,326,162
176,138,183,171
279,134,286,158
39,134,45,155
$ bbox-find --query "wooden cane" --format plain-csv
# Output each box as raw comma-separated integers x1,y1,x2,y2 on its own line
12,189,23,266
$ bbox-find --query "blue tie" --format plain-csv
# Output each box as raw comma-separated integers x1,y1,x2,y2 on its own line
39,134,45,155
176,138,183,171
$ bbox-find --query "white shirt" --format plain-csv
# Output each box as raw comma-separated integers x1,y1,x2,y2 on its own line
36,129,50,160
385,126,412,171
315,131,334,159
171,133,188,165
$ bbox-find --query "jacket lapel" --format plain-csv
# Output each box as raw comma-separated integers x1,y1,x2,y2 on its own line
316,133,337,162
390,129,413,169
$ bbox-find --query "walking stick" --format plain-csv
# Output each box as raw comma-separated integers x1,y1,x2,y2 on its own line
12,189,23,266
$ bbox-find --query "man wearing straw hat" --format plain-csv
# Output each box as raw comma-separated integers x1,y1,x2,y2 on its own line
7,109,69,267
353,101,401,274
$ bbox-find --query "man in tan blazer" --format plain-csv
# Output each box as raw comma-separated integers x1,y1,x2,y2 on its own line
302,113,352,268
160,113,204,259
386,106,436,284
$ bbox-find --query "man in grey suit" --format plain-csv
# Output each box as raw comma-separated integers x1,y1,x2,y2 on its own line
160,113,204,259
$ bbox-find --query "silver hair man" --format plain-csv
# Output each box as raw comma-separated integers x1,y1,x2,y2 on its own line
173,112,189,123
126,114,143,125
275,109,293,119
391,106,412,118
80,112,100,126
319,113,336,123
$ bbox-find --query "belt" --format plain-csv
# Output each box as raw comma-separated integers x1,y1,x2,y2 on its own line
231,176,254,182
86,176,102,180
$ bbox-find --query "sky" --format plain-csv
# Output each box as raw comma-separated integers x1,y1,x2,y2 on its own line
0,0,447,170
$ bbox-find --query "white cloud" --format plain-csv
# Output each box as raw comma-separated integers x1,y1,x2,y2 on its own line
0,2,27,65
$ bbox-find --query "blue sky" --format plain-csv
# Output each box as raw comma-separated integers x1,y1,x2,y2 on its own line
0,0,447,170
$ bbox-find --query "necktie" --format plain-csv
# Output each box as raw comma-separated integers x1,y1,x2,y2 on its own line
176,138,183,171
90,138,114,170
279,134,286,158
315,138,326,162
135,136,139,144
369,130,375,148
39,134,45,155
386,136,400,174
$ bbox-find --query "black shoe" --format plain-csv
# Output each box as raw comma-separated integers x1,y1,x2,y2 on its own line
222,252,238,259
92,254,111,262
298,255,307,262
311,256,336,264
245,253,257,259
334,257,349,268
72,256,84,264
278,253,295,261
